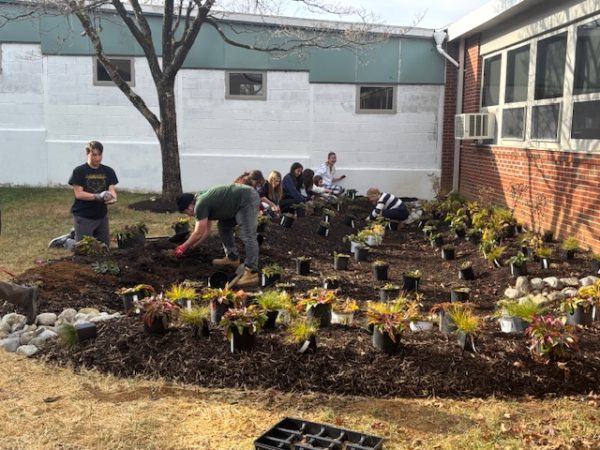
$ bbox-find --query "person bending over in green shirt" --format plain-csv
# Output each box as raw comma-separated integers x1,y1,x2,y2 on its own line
175,181,262,288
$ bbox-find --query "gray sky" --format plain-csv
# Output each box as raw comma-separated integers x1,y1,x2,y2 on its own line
278,0,491,29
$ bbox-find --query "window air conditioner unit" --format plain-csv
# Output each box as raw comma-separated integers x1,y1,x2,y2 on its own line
455,113,495,139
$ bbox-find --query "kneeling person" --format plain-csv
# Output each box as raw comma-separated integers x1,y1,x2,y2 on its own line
366,188,409,222
175,183,261,288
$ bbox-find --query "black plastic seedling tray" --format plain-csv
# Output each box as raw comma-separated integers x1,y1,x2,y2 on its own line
254,417,384,450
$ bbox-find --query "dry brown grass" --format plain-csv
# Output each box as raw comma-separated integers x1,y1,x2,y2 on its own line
1,187,599,449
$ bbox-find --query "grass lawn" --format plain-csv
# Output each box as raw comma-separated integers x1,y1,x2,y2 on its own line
0,187,598,449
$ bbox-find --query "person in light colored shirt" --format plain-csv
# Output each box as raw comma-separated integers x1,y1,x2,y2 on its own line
314,152,345,195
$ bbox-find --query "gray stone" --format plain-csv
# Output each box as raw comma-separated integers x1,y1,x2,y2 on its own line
0,331,8,339
543,277,561,289
57,308,77,325
530,278,545,290
0,320,10,334
504,287,521,299
515,276,530,294
19,331,37,345
78,307,100,316
547,291,564,302
531,293,548,305
89,312,120,323
1,313,27,333
560,277,579,288
36,313,57,327
561,287,578,298
0,337,20,352
580,276,599,287
16,345,39,357
29,329,58,347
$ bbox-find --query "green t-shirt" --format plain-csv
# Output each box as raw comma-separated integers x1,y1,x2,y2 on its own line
194,184,252,220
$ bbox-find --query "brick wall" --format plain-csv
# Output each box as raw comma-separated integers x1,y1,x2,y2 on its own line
442,35,600,254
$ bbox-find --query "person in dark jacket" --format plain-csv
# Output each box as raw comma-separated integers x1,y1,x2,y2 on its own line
280,162,310,214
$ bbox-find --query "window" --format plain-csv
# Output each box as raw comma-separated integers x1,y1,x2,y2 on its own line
356,86,396,113
534,33,567,99
482,54,501,106
94,57,134,86
505,45,529,103
571,100,600,139
573,21,600,95
531,104,560,140
502,108,526,139
226,72,266,99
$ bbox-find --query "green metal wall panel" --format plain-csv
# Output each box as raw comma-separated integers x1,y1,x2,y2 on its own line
0,3,39,42
309,47,357,83
398,38,445,84
355,39,400,83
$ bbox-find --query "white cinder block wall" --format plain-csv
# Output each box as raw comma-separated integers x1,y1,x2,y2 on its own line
1,43,443,198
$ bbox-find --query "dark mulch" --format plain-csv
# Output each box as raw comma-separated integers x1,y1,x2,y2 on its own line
8,197,600,399
128,197,178,213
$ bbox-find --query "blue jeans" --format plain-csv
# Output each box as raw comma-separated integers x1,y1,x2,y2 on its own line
217,189,260,271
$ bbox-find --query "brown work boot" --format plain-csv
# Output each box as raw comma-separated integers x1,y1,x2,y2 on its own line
212,256,241,269
235,268,260,288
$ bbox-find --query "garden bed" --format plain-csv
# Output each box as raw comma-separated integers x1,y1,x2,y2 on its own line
7,198,600,399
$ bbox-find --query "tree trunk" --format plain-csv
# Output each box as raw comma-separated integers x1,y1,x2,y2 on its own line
157,81,183,202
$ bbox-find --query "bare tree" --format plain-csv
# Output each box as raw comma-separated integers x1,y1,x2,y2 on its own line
4,0,402,201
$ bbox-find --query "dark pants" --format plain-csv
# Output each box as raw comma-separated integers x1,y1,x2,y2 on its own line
383,204,409,221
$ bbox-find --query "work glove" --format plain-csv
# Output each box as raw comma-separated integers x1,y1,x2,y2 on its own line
94,191,113,202
174,244,187,258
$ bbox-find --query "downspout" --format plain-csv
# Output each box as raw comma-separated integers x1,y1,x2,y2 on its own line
433,30,459,68
453,38,465,192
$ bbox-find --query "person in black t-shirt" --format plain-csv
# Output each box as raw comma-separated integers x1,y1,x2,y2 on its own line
48,141,118,249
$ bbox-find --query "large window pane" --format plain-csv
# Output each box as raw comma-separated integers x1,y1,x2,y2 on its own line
482,54,501,106
502,107,525,139
571,100,600,139
357,86,396,113
227,72,265,99
535,33,567,99
573,20,600,95
531,104,560,140
505,45,529,103
95,58,133,84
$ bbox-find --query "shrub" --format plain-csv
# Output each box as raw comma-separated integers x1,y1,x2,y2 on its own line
524,315,578,360
561,237,579,252
287,318,318,343
74,236,109,256
91,260,120,275
220,305,267,340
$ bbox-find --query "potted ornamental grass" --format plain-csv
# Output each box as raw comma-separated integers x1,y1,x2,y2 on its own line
115,284,155,311
525,315,578,361
366,301,405,354
257,290,290,328
296,288,337,328
140,294,180,334
402,269,422,292
180,305,211,337
561,236,579,260
115,222,148,249
166,282,198,310
506,252,529,277
447,303,480,352
287,318,319,353
431,301,474,334
496,298,541,333
220,305,267,353
261,263,284,287
202,287,247,325
372,260,389,281
485,245,506,269
536,246,553,269
331,298,359,325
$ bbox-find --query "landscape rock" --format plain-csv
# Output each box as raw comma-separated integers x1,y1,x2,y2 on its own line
546,291,564,302
16,345,39,357
543,277,561,289
504,288,521,299
29,329,58,347
0,337,20,352
57,309,77,325
78,307,100,316
515,276,530,294
36,313,58,327
19,330,37,345
580,276,599,287
560,277,579,288
561,287,578,298
530,278,545,290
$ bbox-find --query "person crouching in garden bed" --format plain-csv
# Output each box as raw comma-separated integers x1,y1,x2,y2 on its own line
366,188,409,222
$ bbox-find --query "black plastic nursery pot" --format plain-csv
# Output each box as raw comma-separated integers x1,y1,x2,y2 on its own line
117,233,145,250
175,298,192,310
346,189,358,199
261,272,281,288
316,224,330,237
263,310,279,329
210,300,231,325
296,258,311,276
257,234,265,247
457,331,477,352
254,417,384,450
379,287,400,302
323,278,340,290
402,275,420,292
208,271,229,289
229,326,256,352
564,250,575,260
342,216,356,228
430,236,444,249
566,305,594,326
593,259,600,275
459,266,475,280
276,283,296,294
354,245,368,262
121,293,138,311
499,316,530,333
298,335,318,354
144,317,167,334
540,258,551,270
372,328,401,354
543,230,554,243
75,322,97,341
454,228,466,238
387,220,399,231
466,232,482,245
441,247,455,260
333,255,350,270
439,310,457,333
306,303,332,328
173,223,190,235
280,214,295,228
256,222,267,234
372,265,389,281
450,288,470,302
510,263,528,277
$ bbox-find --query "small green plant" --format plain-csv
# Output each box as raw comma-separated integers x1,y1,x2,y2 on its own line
257,214,270,226
287,318,318,343
525,315,578,360
496,298,541,321
322,207,337,218
179,306,210,336
446,303,479,334
202,287,247,307
485,245,506,263
382,283,400,290
115,222,149,241
140,294,180,328
115,284,155,297
171,217,191,231
57,323,78,347
262,263,284,277
505,252,528,267
295,256,312,262
372,260,388,267
219,305,267,341
166,283,198,303
405,270,422,279
343,233,367,244
73,236,109,256
334,252,351,258
560,297,596,314
296,288,338,312
460,261,473,270
561,237,580,252
333,298,359,314
91,260,120,275
536,246,554,258
257,290,289,311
